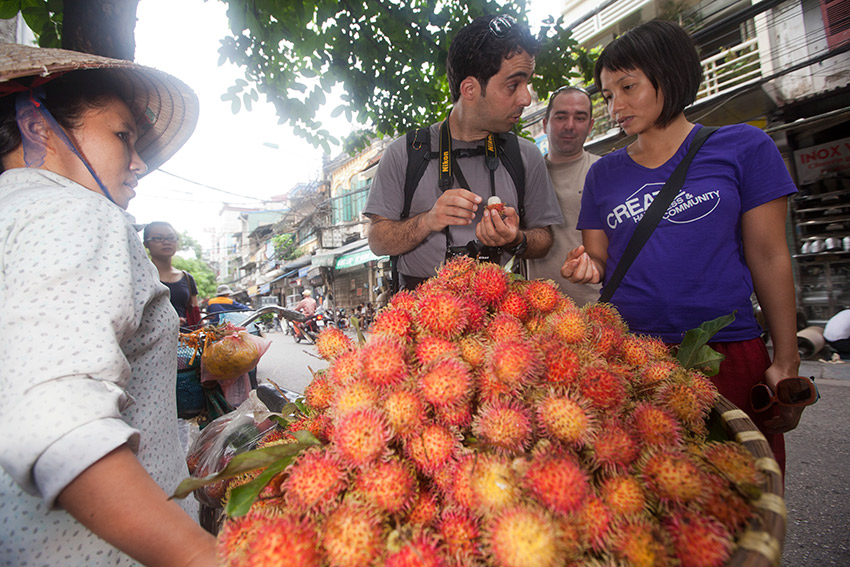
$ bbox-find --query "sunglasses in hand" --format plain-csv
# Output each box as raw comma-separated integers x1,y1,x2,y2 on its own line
750,376,820,413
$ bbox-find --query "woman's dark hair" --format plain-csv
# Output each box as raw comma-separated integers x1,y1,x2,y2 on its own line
447,15,540,103
0,69,133,172
143,221,177,242
593,19,702,128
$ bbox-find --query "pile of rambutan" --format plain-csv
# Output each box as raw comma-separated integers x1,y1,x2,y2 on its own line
202,256,768,567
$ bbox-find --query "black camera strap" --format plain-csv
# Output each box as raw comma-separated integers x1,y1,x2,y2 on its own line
438,117,499,248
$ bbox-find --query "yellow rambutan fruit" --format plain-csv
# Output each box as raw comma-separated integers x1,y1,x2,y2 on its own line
281,448,348,514
472,398,534,455
641,449,708,506
382,388,427,438
610,518,675,567
458,334,489,368
548,308,587,344
321,500,384,567
331,380,379,416
536,392,595,448
315,327,354,361
598,474,647,517
655,381,710,432
353,457,418,515
332,407,392,467
469,453,520,515
701,441,763,489
485,504,562,567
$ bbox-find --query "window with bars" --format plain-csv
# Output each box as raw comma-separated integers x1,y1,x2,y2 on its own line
333,177,372,224
821,0,850,49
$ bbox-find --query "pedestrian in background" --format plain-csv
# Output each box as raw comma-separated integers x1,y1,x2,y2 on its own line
144,221,200,330
527,86,601,305
561,19,801,473
207,283,251,323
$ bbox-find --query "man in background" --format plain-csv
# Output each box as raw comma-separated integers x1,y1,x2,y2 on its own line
206,284,251,323
527,86,601,306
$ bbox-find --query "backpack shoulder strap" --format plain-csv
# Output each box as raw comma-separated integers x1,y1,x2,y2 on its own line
402,127,432,219
497,133,526,219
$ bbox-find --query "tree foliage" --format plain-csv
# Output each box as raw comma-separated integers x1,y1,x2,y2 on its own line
173,255,218,299
218,0,594,153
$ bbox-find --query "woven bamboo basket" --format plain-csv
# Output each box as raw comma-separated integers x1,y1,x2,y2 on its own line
713,395,786,567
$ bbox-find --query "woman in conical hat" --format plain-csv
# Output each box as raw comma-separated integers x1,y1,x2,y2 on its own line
0,44,216,566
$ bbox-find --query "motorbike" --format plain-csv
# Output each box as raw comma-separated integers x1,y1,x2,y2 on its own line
334,308,349,329
288,312,320,344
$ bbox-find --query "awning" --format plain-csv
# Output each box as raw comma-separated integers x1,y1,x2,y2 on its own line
335,245,387,269
311,238,370,268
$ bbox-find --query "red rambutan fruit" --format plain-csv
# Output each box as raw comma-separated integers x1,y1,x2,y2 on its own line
538,337,581,386
282,448,348,514
217,509,272,565
444,452,478,510
353,457,418,515
361,336,409,389
486,504,562,567
304,374,334,411
655,381,710,432
439,508,483,565
489,338,541,390
385,531,448,567
590,420,641,472
332,407,392,467
322,500,384,567
415,290,468,339
579,495,614,551
418,357,472,408
610,518,674,567
435,255,478,291
404,423,460,475
522,452,590,515
472,398,534,455
371,308,414,342
631,402,684,449
701,441,763,488
499,290,531,321
415,335,461,366
701,472,756,532
390,289,417,311
462,296,489,333
579,365,627,412
581,302,628,331
471,262,510,306
328,348,362,386
434,399,474,429
638,360,677,392
315,327,354,361
666,510,734,567
524,280,560,314
405,488,441,528
231,513,321,567
486,313,526,342
620,335,650,367
458,334,489,368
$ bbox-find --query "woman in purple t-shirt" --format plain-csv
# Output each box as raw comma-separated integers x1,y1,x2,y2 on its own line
561,20,802,473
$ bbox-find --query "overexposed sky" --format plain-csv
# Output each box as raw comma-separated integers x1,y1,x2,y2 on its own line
131,0,555,249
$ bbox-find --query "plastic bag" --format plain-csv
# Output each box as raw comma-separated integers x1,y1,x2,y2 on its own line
185,392,280,508
201,331,271,382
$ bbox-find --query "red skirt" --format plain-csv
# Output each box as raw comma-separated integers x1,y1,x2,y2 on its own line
707,338,786,475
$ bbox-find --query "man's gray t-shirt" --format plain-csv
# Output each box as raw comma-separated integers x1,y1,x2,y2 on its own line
364,123,564,279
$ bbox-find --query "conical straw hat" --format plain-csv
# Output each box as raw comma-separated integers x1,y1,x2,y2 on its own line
0,42,199,174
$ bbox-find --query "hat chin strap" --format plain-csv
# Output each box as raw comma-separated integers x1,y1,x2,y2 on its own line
16,90,116,204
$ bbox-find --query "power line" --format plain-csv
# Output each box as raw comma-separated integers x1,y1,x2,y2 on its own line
156,169,273,202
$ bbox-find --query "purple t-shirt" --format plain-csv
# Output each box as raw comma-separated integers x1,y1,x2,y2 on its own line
577,124,797,342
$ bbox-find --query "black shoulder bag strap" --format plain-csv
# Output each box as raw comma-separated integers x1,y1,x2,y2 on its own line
599,126,718,303
391,128,431,293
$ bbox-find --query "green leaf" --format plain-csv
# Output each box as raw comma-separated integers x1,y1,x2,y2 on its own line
171,430,320,500
0,2,21,19
676,312,736,375
224,456,293,517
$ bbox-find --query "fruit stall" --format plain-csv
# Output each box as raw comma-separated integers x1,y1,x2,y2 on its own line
176,257,785,567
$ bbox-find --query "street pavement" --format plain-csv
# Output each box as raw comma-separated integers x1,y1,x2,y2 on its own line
256,332,850,565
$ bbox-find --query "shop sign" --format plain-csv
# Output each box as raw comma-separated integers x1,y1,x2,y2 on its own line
793,137,850,185
336,247,385,269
